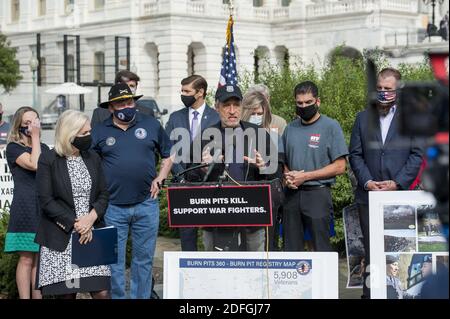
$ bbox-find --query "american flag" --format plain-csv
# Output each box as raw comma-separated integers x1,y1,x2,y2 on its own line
218,15,238,87
377,90,396,103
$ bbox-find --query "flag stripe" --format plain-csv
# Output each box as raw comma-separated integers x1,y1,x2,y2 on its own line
218,15,238,88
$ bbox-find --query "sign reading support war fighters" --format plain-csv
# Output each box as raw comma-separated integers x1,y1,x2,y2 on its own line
0,147,13,214
167,185,272,227
164,252,339,299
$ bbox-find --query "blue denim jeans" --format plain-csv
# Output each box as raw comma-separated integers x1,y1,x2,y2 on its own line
105,197,159,299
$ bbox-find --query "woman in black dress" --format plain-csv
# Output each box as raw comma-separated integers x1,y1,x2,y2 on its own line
4,106,49,299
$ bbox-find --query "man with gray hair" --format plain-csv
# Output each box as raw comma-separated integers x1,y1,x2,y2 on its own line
247,84,287,135
188,84,283,251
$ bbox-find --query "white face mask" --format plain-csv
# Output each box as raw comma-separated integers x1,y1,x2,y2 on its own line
248,114,263,126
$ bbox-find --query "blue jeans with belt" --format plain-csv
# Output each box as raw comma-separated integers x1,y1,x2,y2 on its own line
105,197,159,299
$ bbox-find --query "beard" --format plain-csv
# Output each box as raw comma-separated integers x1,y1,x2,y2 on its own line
377,101,395,116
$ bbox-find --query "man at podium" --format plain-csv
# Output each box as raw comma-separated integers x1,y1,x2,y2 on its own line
186,84,283,251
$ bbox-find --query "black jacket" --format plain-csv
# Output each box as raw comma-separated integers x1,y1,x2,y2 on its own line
35,149,109,252
349,109,423,204
186,121,283,183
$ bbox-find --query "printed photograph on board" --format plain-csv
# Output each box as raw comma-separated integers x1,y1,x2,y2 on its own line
383,205,417,252
417,205,448,252
385,253,432,299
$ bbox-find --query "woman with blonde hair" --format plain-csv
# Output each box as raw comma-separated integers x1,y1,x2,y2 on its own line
4,106,49,299
35,110,111,298
241,90,272,129
241,91,286,252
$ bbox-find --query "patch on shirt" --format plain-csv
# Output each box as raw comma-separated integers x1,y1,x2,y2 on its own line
0,132,7,137
308,134,321,149
135,128,147,140
106,137,116,146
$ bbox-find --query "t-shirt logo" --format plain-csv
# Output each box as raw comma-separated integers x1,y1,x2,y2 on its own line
308,134,320,149
0,132,7,137
117,112,126,121
135,128,147,140
106,137,116,146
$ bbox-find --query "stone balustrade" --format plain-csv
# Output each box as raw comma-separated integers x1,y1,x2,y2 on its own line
306,0,417,18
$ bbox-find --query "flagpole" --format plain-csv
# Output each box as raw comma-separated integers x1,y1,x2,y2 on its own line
229,0,234,17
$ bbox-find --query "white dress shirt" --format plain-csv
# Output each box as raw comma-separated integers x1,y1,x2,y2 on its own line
364,105,397,190
379,105,396,144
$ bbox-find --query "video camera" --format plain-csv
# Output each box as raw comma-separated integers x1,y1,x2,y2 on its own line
397,50,449,137
397,50,449,228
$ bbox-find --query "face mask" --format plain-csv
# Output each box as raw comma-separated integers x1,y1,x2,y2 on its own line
181,95,197,108
0,113,2,122
129,87,137,95
71,134,92,152
114,107,137,123
19,126,31,137
376,90,396,116
296,104,318,122
248,114,263,126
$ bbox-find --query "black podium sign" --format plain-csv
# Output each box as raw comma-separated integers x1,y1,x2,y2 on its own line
167,185,273,227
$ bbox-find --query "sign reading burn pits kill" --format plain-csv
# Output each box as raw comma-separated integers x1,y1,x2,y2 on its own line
167,185,272,227
0,147,13,213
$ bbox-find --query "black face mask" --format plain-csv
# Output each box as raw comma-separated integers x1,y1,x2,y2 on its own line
72,134,92,152
0,113,3,122
296,104,318,122
181,95,197,108
19,126,31,137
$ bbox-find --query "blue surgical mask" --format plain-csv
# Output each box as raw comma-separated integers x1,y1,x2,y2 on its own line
114,107,137,123
248,115,263,126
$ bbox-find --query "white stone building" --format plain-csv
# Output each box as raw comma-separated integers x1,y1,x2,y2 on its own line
0,0,448,117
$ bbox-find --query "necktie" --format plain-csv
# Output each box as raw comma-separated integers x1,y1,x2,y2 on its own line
191,110,199,140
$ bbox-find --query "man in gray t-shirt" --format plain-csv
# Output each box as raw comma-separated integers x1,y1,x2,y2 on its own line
283,81,348,251
0,103,11,147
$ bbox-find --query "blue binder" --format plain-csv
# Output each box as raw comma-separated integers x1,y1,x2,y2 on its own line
71,226,118,268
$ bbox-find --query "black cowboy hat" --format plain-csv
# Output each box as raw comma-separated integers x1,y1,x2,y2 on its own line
99,83,143,108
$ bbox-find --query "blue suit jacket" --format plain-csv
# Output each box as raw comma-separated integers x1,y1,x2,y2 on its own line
349,109,423,204
165,105,220,175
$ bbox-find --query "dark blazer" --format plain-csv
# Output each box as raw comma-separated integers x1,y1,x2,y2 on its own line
165,105,220,175
349,109,423,204
35,149,109,252
186,121,284,183
91,102,155,128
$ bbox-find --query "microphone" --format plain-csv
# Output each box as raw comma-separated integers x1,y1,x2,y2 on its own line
171,162,209,183
203,150,222,182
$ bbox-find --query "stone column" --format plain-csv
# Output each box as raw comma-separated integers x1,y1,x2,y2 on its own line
157,35,190,112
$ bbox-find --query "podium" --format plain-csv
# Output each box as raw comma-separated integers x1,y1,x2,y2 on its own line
166,179,283,251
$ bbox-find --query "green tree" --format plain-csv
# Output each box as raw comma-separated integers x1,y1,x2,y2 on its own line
0,32,22,93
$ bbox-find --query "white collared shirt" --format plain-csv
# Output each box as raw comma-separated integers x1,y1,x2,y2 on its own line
379,105,396,144
189,103,206,133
